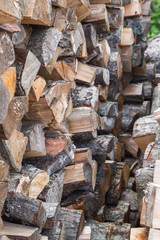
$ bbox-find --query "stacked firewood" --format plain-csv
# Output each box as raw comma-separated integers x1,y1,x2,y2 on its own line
0,0,154,239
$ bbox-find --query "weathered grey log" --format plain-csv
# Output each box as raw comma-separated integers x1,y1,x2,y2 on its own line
106,27,122,50
143,141,160,168
72,85,99,111
107,6,124,29
98,101,118,117
132,44,142,67
39,169,64,204
0,32,15,74
60,208,84,240
82,23,98,54
124,158,141,177
143,81,153,100
108,51,122,82
0,221,39,240
135,167,154,212
86,220,131,240
43,203,60,230
15,48,41,96
22,122,46,159
123,83,144,103
62,191,98,218
124,17,146,36
99,116,115,133
105,200,129,223
24,138,75,175
94,66,110,86
42,220,65,240
12,24,26,46
4,193,47,230
133,115,159,153
120,189,138,212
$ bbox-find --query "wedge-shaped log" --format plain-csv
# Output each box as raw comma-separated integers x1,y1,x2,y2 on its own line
123,83,144,103
29,76,46,102
133,115,159,152
121,27,135,46
83,23,98,54
74,148,92,165
108,51,122,82
76,62,97,86
22,122,46,159
0,32,15,75
72,85,99,111
15,48,41,96
119,134,139,158
0,221,39,240
27,28,62,73
4,193,47,229
0,96,28,140
43,202,60,230
24,138,75,175
83,4,110,33
0,1,23,24
143,142,160,168
63,162,92,197
77,0,91,22
124,0,142,17
67,107,99,140
0,129,28,172
60,208,84,240
9,164,49,199
98,101,118,117
121,46,132,72
107,6,124,29
22,0,52,26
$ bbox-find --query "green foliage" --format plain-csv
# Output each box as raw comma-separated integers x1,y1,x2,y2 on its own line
148,0,160,39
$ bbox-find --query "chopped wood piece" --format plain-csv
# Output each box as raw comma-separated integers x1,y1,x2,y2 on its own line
62,191,98,218
121,46,132,72
43,202,60,230
11,23,26,47
153,160,160,184
83,4,110,33
120,189,138,211
98,85,109,101
0,96,28,140
9,164,49,199
135,167,154,212
123,83,143,103
0,221,39,240
0,21,21,33
82,24,98,54
15,48,41,96
72,85,99,111
148,228,160,240
0,1,23,24
94,67,110,86
107,6,124,29
98,101,118,117
100,116,115,133
105,200,129,223
133,115,159,152
22,122,46,159
0,67,16,102
89,0,111,3
78,226,91,240
74,148,92,165
67,107,99,140
132,44,142,68
0,32,15,75
124,0,142,17
0,129,28,172
22,0,52,26
143,142,160,168
121,27,135,46
77,0,91,22
4,193,47,229
39,169,65,204
52,0,67,8
27,28,62,72
29,76,46,102
130,227,149,240
60,208,84,240
63,162,92,197
108,51,122,82
76,62,97,86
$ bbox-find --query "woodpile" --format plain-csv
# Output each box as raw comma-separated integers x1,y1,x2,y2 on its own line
0,0,155,239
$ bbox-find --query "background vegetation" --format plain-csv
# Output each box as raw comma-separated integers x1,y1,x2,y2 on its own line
148,0,160,39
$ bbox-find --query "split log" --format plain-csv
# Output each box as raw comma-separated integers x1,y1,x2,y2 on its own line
121,27,135,46
124,158,141,177
107,6,124,29
74,148,92,165
106,26,122,50
39,169,65,204
113,111,122,136
121,46,132,72
105,200,129,223
95,161,112,208
133,115,159,152
0,32,15,75
124,17,145,36
98,101,118,117
89,0,111,3
43,202,60,230
130,227,149,240
0,1,23,24
143,81,153,100
60,208,84,240
62,191,98,218
108,51,122,82
95,205,106,222
75,135,116,164
52,0,67,8
78,226,91,240
83,4,110,33
15,48,41,96
94,67,110,86
143,142,160,168
87,220,131,240
132,44,142,68
124,0,142,17
119,134,139,158
63,162,92,197
0,221,39,240
120,189,138,212
22,122,46,159
15,25,33,49
26,81,75,126
29,76,46,102
0,96,28,140
0,129,28,172
99,116,115,133
0,67,16,101
72,85,99,111
133,62,156,82
123,83,144,103
98,85,109,101
22,0,52,26
9,164,49,199
52,7,67,33
27,28,62,74
67,107,99,141
82,24,98,54
4,193,47,229
76,62,97,86
77,0,91,22
114,141,124,162
11,23,26,47
0,21,21,34
24,138,75,175
135,167,154,212
42,220,65,240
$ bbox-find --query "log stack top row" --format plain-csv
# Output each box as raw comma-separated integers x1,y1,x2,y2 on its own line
0,0,154,239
